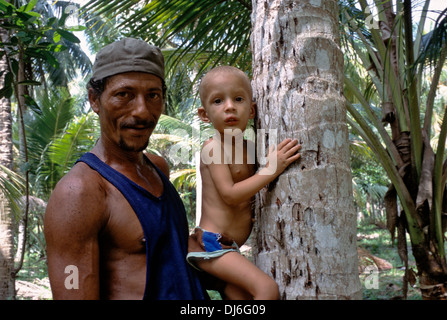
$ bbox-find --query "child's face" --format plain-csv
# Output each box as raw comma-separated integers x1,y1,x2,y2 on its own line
198,71,255,136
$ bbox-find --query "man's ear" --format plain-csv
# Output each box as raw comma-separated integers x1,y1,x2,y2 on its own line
198,107,210,123
88,88,100,114
249,101,256,119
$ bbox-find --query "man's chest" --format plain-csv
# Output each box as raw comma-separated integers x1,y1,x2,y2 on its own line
100,187,146,254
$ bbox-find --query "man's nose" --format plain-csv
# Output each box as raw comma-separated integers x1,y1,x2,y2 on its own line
132,94,151,118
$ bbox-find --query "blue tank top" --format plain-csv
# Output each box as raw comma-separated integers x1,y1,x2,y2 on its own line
76,152,205,300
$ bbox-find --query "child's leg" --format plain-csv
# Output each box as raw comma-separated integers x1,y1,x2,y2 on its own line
222,283,253,300
197,251,279,300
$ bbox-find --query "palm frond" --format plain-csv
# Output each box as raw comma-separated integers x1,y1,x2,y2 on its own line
366,184,388,201
0,164,26,221
170,168,197,190
27,88,75,146
82,0,252,77
48,112,98,179
416,7,447,68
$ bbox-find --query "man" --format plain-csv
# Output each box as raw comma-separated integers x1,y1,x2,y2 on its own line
44,38,205,300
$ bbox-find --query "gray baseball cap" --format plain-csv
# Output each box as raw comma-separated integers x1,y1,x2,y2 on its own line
91,38,165,81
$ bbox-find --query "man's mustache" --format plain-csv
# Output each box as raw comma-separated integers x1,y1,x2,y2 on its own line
120,119,157,130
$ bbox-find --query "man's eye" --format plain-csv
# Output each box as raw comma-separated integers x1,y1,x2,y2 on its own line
148,93,160,100
116,91,129,98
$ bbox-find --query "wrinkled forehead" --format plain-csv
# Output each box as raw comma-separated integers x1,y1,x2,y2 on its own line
106,72,163,87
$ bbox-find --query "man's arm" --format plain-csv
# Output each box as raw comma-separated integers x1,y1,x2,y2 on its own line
44,167,106,299
205,138,301,206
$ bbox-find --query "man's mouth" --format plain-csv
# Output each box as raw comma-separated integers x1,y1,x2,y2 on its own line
121,120,156,131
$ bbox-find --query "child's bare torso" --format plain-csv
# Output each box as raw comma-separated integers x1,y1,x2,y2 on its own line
198,138,256,246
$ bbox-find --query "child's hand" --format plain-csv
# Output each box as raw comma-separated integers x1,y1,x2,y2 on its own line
264,138,301,176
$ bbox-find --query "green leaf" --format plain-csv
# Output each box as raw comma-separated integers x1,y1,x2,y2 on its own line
3,71,13,88
67,25,87,32
23,94,42,115
56,29,80,43
0,164,25,220
53,31,61,43
15,31,33,44
41,51,59,69
0,0,14,8
16,11,39,24
53,44,67,53
0,0,13,12
18,80,41,86
24,0,38,12
47,17,57,27
0,86,13,99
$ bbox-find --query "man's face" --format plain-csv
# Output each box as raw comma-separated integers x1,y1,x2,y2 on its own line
90,72,164,152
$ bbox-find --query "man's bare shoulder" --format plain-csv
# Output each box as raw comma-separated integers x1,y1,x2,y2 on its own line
145,152,170,178
52,161,106,197
45,161,108,230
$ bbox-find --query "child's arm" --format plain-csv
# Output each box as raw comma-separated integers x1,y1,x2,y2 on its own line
206,138,301,206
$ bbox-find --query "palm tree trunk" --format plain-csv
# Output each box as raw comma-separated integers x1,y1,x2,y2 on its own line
0,25,15,300
12,47,30,277
251,0,361,299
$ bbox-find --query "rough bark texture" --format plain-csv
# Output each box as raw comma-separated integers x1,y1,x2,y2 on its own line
251,0,362,299
0,25,15,299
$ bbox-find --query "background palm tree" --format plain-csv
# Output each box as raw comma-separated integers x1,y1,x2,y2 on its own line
342,0,447,299
27,88,98,197
0,24,15,300
0,0,93,299
350,134,389,221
